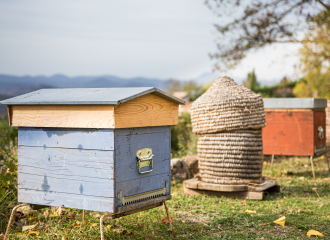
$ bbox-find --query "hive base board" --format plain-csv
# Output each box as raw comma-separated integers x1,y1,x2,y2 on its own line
112,195,172,219
183,179,280,200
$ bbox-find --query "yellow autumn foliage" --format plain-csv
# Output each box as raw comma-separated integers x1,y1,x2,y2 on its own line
245,210,256,213
294,16,330,99
306,229,323,237
273,216,286,226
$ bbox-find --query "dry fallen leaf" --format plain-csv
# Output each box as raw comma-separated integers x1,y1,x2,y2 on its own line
17,205,33,216
273,216,286,226
145,237,152,240
73,221,82,228
62,236,66,240
160,216,174,224
90,223,98,229
28,231,39,236
22,223,38,232
0,233,4,240
245,210,256,213
43,209,50,218
113,228,122,233
56,207,65,216
306,229,323,237
121,229,133,236
104,225,112,231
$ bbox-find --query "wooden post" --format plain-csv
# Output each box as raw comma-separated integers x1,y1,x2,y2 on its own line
4,204,29,240
82,210,85,225
270,155,274,170
163,201,176,237
310,156,315,180
100,213,113,240
325,155,330,173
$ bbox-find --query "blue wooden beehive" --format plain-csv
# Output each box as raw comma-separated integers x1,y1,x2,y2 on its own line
0,88,184,215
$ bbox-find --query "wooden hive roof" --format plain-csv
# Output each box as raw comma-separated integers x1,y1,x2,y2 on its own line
0,87,185,129
0,87,185,105
263,98,327,109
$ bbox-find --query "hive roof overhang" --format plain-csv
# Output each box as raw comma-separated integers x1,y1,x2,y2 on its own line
263,98,327,109
0,87,185,105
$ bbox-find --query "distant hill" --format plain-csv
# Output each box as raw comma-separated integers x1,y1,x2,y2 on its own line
0,74,167,115
0,74,166,92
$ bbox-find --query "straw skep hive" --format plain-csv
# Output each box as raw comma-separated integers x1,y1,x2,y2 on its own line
191,77,265,185
198,129,263,184
191,76,265,134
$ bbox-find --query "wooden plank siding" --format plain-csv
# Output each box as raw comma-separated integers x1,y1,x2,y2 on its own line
18,127,114,150
262,111,314,156
11,105,115,128
7,105,12,125
17,146,114,179
18,189,114,212
18,128,115,212
9,93,179,129
114,126,171,206
114,93,179,128
18,126,172,212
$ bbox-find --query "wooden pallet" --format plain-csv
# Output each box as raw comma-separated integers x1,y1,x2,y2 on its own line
183,179,280,200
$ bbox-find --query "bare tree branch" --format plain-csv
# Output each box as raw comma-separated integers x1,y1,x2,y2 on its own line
316,0,330,11
207,0,330,70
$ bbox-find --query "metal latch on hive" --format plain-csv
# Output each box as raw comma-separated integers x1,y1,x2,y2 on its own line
136,148,154,174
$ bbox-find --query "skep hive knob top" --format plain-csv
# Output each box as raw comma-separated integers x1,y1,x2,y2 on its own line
190,76,266,134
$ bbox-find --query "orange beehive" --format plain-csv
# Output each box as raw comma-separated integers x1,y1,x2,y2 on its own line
262,98,327,156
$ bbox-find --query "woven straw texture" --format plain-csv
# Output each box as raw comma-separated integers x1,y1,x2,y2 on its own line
191,76,265,134
191,77,265,185
198,130,263,184
326,100,330,159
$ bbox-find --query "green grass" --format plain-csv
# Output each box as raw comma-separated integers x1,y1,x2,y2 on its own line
1,156,330,239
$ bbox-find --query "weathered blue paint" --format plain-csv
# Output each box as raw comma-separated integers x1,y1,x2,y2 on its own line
114,126,171,207
18,127,114,150
18,146,114,178
18,189,114,212
18,173,113,197
17,126,172,212
18,159,113,180
18,146,114,198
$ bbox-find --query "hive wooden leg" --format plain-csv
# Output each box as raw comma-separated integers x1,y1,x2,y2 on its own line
163,201,176,237
82,210,86,225
270,154,274,170
100,213,113,240
310,156,315,180
325,155,330,173
4,203,29,240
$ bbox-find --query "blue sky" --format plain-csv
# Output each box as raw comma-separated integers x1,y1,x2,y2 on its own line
0,0,301,84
